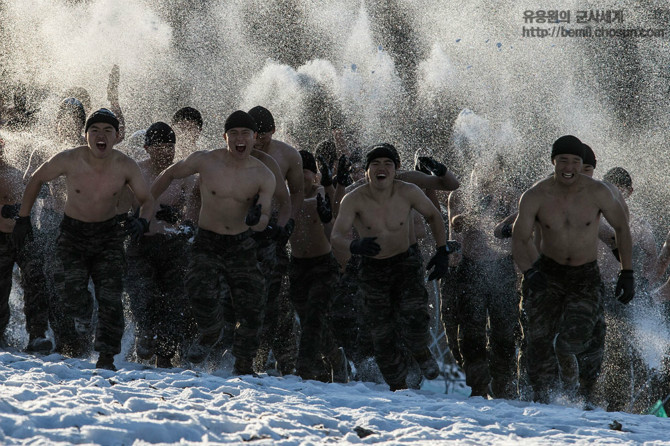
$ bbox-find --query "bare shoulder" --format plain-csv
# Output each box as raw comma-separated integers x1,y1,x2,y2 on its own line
395,179,423,196
251,149,280,171
273,139,299,155
342,182,367,206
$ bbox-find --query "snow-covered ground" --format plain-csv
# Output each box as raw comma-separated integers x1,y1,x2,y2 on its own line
1,349,669,446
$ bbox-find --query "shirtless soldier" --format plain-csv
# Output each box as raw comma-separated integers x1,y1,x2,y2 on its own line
151,110,275,375
15,109,154,370
331,144,452,391
512,135,635,405
248,105,302,374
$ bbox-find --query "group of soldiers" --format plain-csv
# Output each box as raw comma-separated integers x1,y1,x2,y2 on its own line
1,82,670,414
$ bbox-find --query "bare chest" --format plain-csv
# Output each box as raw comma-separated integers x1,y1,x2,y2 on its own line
537,197,600,231
66,168,127,203
356,200,411,233
200,165,260,203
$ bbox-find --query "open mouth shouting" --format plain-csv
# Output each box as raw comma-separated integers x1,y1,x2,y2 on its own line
95,140,108,152
561,172,574,179
235,143,247,153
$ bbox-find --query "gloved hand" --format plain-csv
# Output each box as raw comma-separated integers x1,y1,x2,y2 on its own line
317,156,333,188
1,203,20,219
445,240,461,254
415,156,447,177
335,154,353,187
500,223,513,239
245,193,262,226
350,237,381,257
155,204,182,224
125,215,150,242
427,245,450,281
523,267,547,293
316,193,332,224
277,218,295,247
615,269,635,304
12,215,32,250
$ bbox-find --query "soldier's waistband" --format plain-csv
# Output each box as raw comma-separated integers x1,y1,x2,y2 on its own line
61,214,121,232
291,251,334,265
196,227,253,245
361,249,411,267
536,254,599,276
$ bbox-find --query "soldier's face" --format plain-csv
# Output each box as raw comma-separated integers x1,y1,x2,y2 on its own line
225,127,256,159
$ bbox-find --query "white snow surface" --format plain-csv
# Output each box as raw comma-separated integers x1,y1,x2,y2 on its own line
1,351,668,446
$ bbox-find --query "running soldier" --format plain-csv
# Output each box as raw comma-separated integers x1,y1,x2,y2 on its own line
331,144,453,391
248,105,302,375
288,150,348,382
15,108,154,371
151,110,274,375
512,135,634,405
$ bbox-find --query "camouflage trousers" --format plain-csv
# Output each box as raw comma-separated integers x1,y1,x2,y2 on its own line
288,252,340,378
186,228,265,362
52,215,126,356
442,255,520,398
520,255,606,403
359,249,432,388
0,232,50,341
331,255,372,365
126,233,195,358
253,241,298,374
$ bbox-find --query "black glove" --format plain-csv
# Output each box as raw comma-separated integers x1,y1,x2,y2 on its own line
245,193,262,226
125,216,150,242
316,193,332,224
12,215,32,250
335,154,353,187
615,269,635,304
155,204,182,224
445,240,461,254
277,218,295,246
317,156,333,188
1,203,20,219
427,245,451,281
500,223,513,239
350,237,381,257
523,267,547,293
415,156,447,177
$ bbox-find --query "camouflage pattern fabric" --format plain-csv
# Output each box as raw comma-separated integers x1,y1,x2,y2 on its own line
0,232,50,341
52,215,126,356
186,228,265,362
519,255,605,403
253,243,298,374
358,249,432,388
445,255,520,398
288,252,340,379
126,232,195,359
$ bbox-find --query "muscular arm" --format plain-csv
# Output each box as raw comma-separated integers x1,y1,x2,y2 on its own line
407,184,447,246
18,152,69,217
286,151,304,220
331,193,357,255
253,150,290,226
396,169,459,192
494,212,518,238
512,190,541,272
251,170,275,232
125,159,154,221
599,186,633,271
151,152,202,201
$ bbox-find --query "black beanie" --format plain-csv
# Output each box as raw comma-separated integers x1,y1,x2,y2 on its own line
57,97,86,127
145,122,176,146
582,143,597,168
365,143,401,170
551,135,585,160
248,106,275,133
224,110,257,133
299,150,317,174
85,108,119,133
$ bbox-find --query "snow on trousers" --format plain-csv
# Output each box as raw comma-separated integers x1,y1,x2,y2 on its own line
126,232,194,358
288,252,340,376
520,255,605,402
52,215,126,355
186,228,265,362
443,255,520,398
0,232,50,340
359,249,432,388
